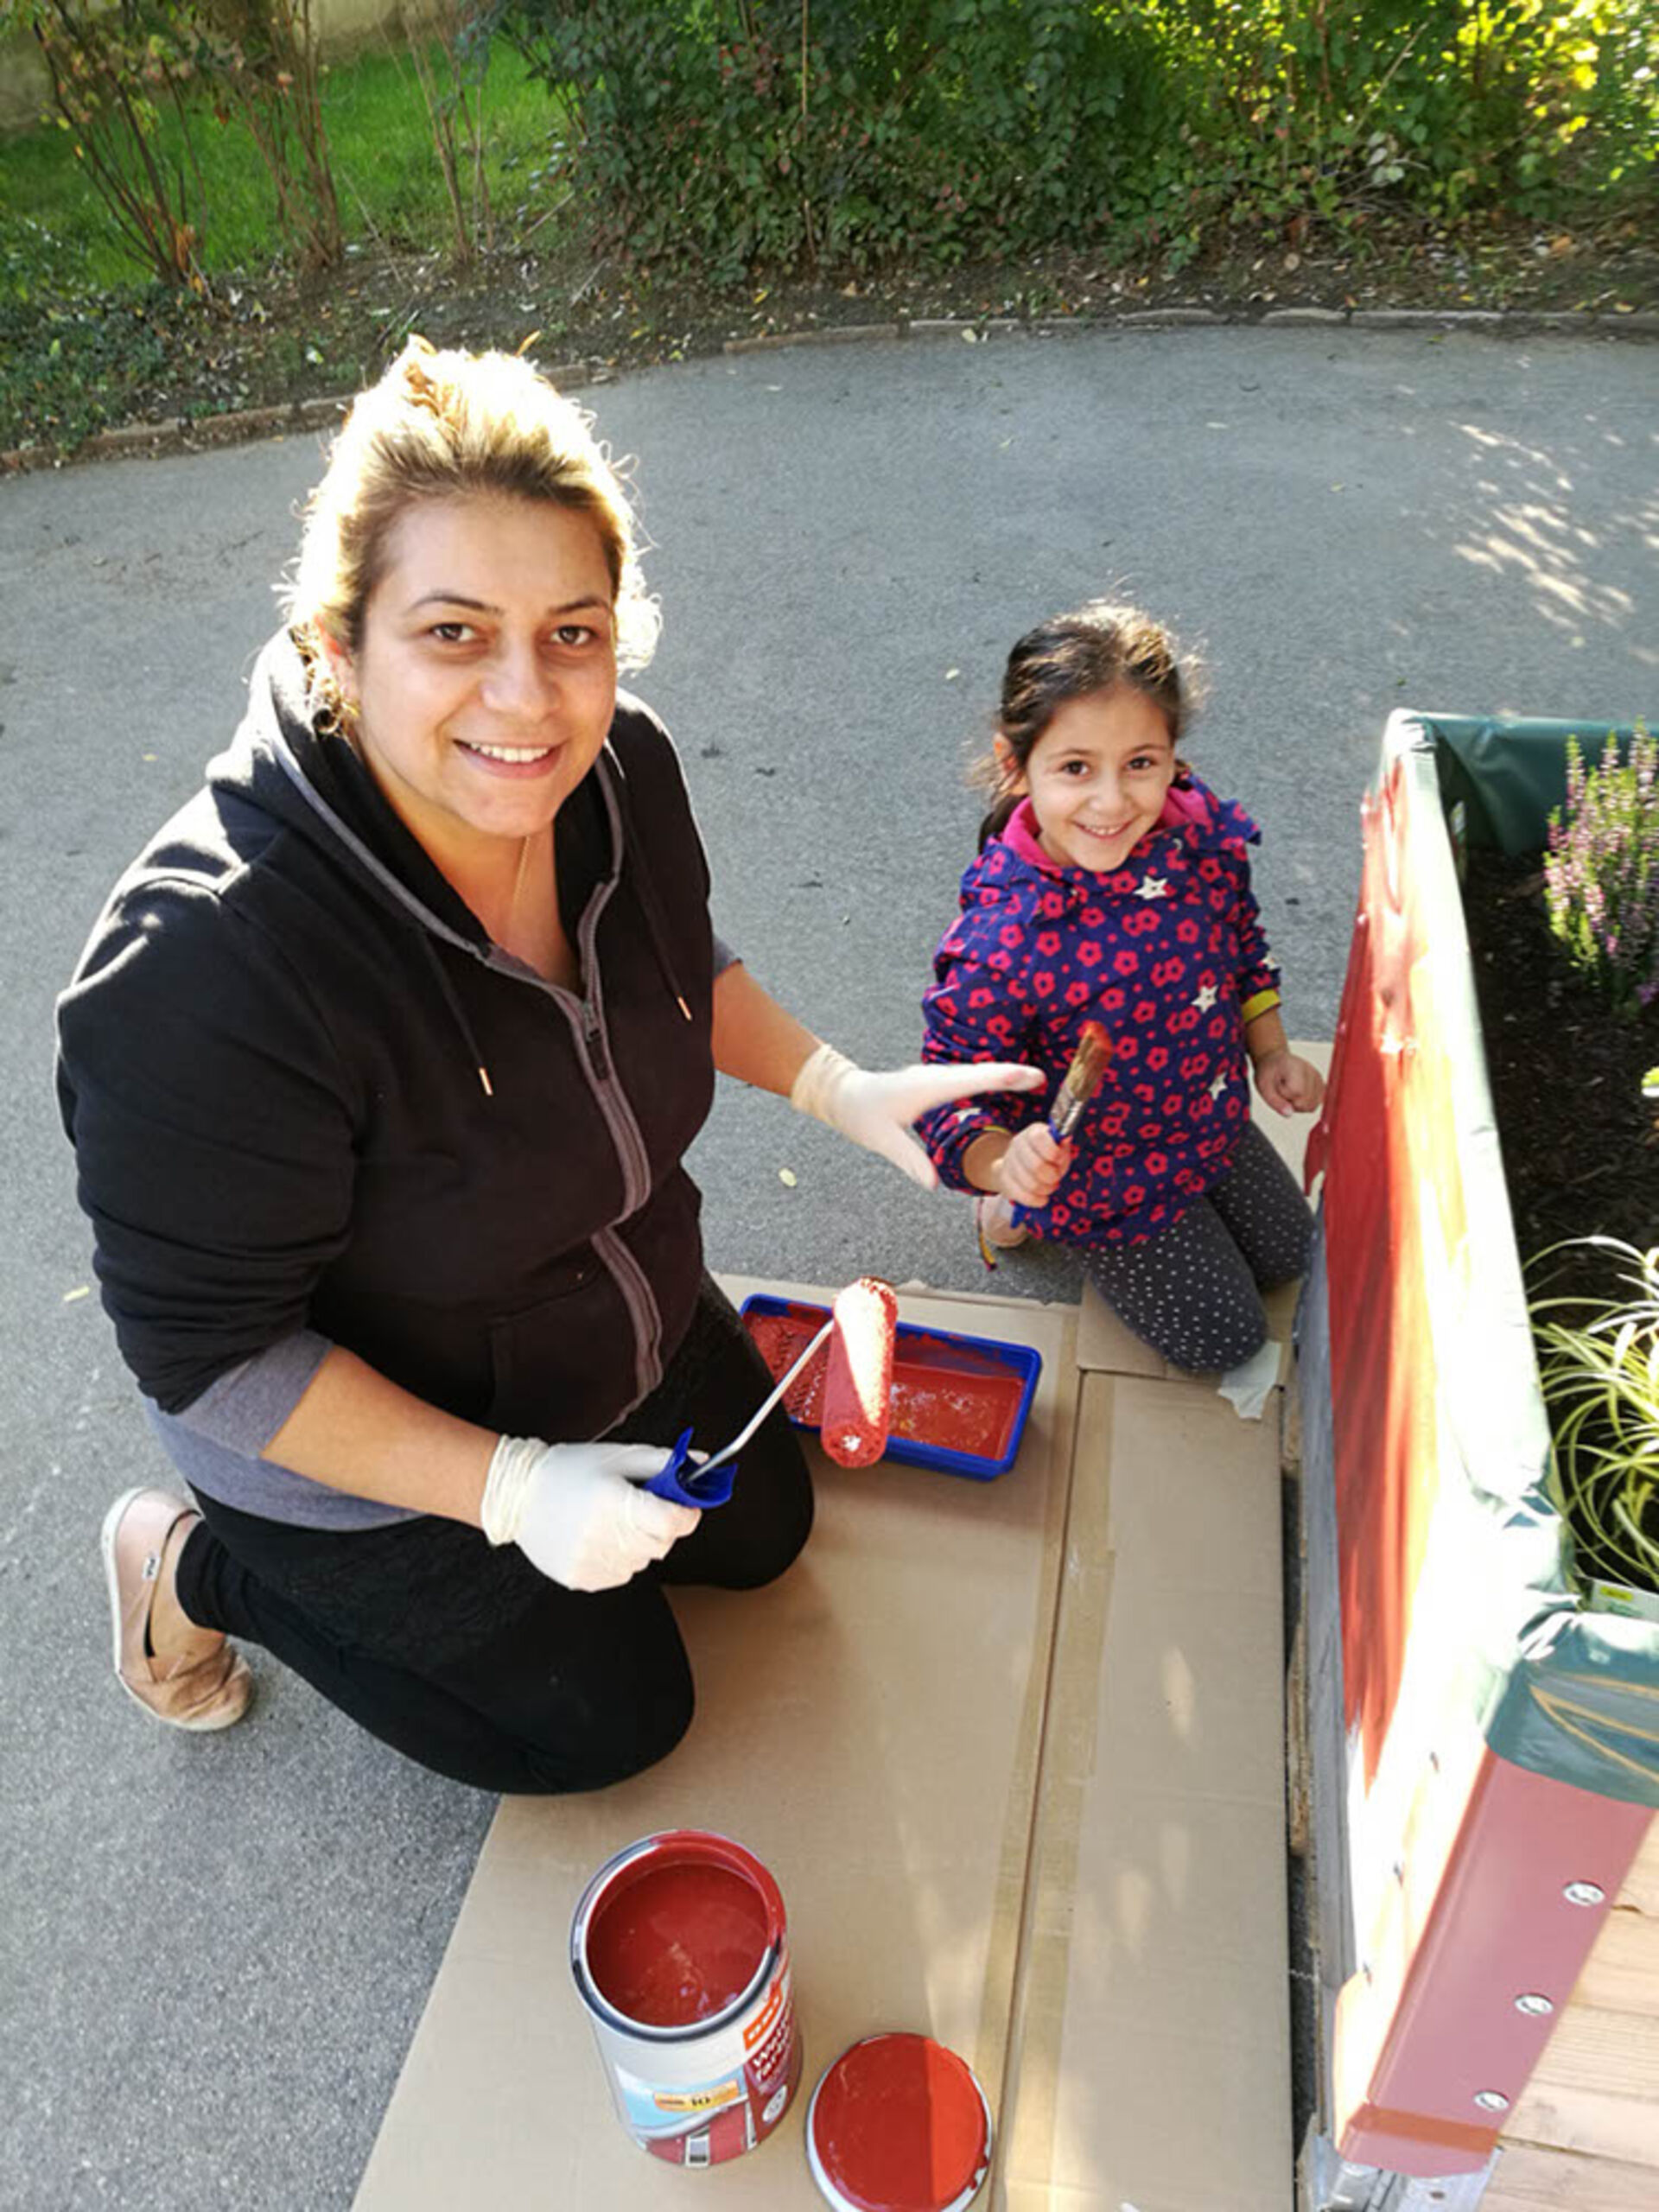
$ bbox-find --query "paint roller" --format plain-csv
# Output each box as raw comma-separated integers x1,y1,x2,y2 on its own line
645,1276,901,1505
818,1276,899,1468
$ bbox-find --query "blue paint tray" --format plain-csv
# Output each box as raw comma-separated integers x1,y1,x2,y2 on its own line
738,1294,1042,1481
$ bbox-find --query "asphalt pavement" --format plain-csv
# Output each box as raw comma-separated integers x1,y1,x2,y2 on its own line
3,323,1656,2209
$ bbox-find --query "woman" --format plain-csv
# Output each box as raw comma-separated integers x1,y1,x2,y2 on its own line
59,339,1039,1794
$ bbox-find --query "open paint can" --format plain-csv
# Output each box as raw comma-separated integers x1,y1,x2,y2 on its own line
806,2032,993,2210
569,1829,802,2167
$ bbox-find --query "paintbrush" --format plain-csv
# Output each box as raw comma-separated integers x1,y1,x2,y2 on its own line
1049,1020,1113,1141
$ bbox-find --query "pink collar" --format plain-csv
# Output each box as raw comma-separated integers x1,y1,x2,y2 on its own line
1002,783,1205,875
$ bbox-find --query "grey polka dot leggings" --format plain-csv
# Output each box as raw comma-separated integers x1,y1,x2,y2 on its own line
1077,1122,1313,1372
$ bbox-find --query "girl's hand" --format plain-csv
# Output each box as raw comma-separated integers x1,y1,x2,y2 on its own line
995,1121,1074,1208
1252,1049,1325,1117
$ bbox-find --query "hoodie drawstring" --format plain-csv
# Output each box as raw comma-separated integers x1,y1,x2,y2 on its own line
420,935,498,1096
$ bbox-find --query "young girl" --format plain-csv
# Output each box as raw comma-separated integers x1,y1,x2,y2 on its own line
917,601,1325,1373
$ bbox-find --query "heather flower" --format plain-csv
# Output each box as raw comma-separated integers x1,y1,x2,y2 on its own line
1543,728,1659,1019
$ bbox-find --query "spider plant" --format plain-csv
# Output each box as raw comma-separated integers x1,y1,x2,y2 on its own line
1529,1236,1659,1596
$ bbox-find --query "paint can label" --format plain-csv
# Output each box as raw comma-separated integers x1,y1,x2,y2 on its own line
612,1968,800,2164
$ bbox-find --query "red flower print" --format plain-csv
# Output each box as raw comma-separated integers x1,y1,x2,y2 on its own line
1033,971,1055,998
1081,906,1103,928
1065,981,1091,1007
1152,958,1184,988
1146,1151,1168,1174
1198,856,1222,880
1122,1185,1145,1208
1101,986,1125,1011
1036,931,1060,957
969,988,995,1008
1113,950,1138,976
1078,942,1104,968
1176,918,1199,944
1000,925,1023,948
1133,999,1156,1025
1147,1046,1168,1071
1039,893,1065,919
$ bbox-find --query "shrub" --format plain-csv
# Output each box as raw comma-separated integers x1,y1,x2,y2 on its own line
1532,1238,1659,1596
497,0,1659,281
1544,726,1659,1018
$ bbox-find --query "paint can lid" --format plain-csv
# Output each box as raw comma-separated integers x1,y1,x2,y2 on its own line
805,2033,992,2212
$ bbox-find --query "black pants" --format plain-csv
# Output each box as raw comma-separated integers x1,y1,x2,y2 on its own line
1077,1122,1313,1372
175,1279,812,1795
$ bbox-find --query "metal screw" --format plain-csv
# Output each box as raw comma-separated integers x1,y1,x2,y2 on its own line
1474,2090,1510,2112
1515,1993,1554,2016
1563,1881,1605,1907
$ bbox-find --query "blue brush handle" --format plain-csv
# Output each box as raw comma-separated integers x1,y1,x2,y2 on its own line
645,1427,737,1510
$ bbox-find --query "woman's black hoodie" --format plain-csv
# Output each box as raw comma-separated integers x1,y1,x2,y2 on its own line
56,631,717,1527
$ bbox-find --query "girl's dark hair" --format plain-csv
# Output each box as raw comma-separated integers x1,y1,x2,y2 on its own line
975,600,1192,849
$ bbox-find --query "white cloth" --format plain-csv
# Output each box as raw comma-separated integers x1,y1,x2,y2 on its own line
1217,1337,1283,1421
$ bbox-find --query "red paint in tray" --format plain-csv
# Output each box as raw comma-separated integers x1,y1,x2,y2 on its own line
743,1300,1039,1474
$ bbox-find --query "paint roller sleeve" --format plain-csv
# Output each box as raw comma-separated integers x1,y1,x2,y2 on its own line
819,1278,899,1468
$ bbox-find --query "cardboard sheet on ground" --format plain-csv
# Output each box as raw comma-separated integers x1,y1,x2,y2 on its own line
1001,1369,1294,2210
355,1285,1078,2211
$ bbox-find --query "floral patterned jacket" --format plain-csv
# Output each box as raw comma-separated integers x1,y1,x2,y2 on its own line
917,774,1281,1244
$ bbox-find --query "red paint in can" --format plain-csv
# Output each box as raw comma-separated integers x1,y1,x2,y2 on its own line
570,1830,802,2166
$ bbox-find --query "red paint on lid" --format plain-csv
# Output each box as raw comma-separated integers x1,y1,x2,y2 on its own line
808,2034,992,2212
585,1858,769,2029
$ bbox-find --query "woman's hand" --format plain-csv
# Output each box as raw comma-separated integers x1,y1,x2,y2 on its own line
481,1437,700,1591
791,1044,1045,1187
1251,1048,1325,1117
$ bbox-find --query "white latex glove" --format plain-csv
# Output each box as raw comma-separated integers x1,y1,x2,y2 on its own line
789,1042,1046,1189
480,1436,700,1592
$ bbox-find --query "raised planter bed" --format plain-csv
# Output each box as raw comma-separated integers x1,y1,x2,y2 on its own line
1297,710,1659,2211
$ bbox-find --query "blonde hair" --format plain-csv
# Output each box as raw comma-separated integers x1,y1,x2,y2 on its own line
282,337,659,679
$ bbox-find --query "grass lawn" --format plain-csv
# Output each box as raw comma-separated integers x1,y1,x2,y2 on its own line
2,36,558,299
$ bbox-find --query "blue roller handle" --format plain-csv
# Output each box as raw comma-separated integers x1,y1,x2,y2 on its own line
641,1313,836,1511
645,1428,738,1510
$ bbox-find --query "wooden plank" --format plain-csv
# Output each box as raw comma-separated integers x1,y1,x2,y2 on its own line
1489,2138,1659,2209
1569,1904,1659,2017
1510,1999,1659,2169
1612,1812,1659,1916
1527,2002,1659,2105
